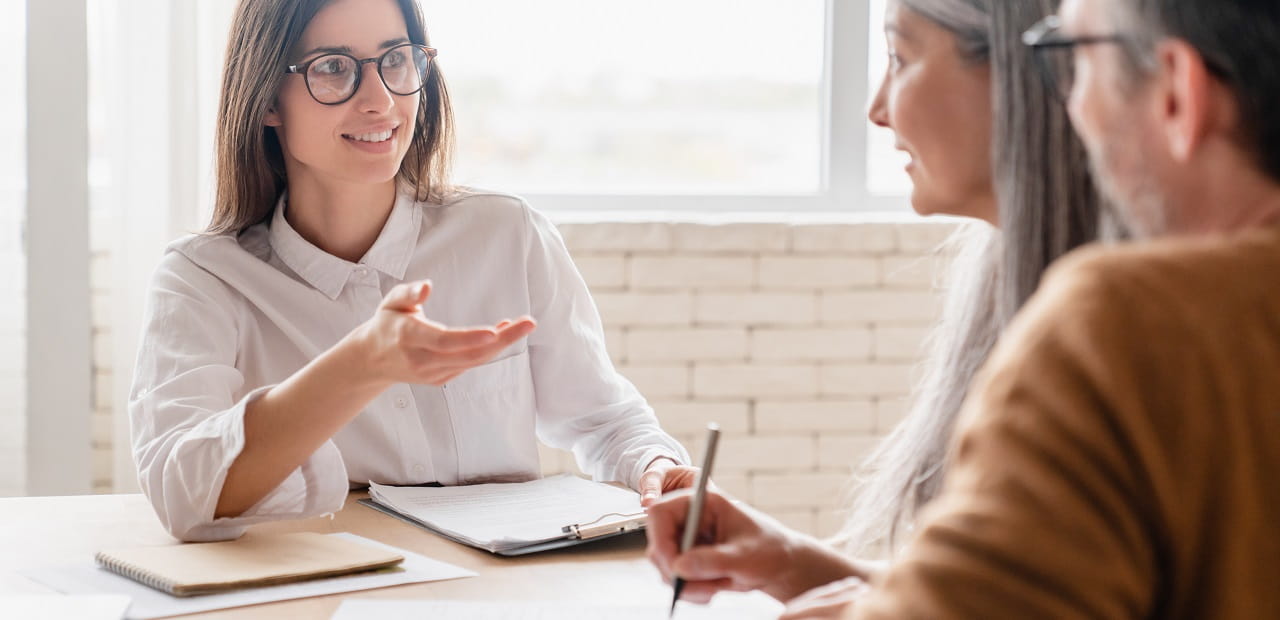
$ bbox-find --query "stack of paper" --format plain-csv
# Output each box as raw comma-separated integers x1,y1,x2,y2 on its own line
367,475,645,554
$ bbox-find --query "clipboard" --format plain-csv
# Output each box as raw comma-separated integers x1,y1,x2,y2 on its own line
357,499,647,556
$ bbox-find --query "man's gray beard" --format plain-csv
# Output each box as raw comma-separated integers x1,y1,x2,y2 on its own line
1088,135,1169,240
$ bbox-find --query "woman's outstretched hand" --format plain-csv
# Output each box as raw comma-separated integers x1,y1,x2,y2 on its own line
349,280,536,387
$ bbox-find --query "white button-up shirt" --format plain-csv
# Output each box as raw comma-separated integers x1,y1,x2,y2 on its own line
129,189,688,541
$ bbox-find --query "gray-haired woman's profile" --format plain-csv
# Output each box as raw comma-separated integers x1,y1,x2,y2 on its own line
844,0,1118,555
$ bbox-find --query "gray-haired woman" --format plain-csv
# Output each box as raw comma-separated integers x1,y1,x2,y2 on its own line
645,0,1112,617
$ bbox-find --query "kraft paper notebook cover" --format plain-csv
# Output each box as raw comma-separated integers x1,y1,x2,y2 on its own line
94,531,404,597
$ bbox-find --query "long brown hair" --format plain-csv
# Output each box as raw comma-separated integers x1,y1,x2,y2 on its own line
207,0,454,234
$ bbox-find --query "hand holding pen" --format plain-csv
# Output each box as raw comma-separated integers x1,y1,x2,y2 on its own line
645,424,871,612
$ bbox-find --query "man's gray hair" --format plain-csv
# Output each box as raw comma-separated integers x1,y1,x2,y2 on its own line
1113,0,1280,182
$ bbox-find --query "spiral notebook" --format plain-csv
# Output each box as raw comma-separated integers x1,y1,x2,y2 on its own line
93,532,404,597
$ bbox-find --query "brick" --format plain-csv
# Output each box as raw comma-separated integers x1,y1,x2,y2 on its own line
818,434,884,470
603,327,625,364
895,221,960,252
763,508,817,536
671,222,789,252
627,328,748,362
92,330,112,370
572,255,627,290
750,328,872,362
820,363,916,398
877,396,912,432
91,411,114,447
651,401,751,435
90,252,111,293
91,292,112,327
92,447,114,487
791,222,897,254
630,257,755,290
815,509,852,540
718,435,816,472
594,292,692,327
757,257,878,290
693,365,819,399
94,371,113,412
880,255,939,289
617,365,690,400
695,293,817,325
90,214,117,253
556,221,672,252
755,400,876,433
820,291,941,324
874,325,932,361
710,473,751,501
753,472,850,510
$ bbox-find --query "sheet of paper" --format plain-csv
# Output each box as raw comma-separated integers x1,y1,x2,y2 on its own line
331,599,781,620
369,474,643,549
18,533,474,620
2,594,130,620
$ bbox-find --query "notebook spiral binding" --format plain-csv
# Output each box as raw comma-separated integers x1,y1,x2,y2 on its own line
96,552,177,594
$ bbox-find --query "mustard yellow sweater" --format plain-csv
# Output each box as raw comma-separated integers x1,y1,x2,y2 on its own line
855,226,1280,619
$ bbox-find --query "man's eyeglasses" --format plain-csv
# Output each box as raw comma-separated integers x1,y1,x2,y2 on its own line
1022,15,1127,104
285,43,437,105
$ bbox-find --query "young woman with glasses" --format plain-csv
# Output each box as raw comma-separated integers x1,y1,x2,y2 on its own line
129,0,693,542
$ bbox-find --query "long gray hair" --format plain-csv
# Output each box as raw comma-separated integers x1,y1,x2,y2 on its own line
842,0,1109,555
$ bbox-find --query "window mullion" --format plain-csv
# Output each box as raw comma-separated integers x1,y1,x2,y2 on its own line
823,0,872,211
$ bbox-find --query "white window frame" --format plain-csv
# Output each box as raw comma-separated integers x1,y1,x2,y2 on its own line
519,0,905,213
26,0,93,495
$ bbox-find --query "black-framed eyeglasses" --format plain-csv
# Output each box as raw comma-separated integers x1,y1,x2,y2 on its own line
285,43,438,105
1022,15,1128,104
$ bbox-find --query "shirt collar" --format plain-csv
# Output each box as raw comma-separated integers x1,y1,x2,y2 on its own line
267,191,423,300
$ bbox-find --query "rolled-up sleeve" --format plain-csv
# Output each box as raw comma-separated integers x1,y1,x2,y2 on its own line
129,249,348,542
520,206,689,489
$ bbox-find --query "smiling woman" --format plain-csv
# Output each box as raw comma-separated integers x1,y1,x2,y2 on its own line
127,0,693,542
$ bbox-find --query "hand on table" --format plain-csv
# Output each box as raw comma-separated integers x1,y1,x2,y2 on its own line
637,458,700,507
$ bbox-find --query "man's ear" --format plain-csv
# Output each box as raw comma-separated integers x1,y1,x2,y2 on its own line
1153,39,1216,163
264,102,283,128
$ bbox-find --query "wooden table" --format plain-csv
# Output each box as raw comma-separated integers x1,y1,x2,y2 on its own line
0,492,780,618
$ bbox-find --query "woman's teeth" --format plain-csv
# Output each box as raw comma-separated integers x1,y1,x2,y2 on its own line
346,129,393,143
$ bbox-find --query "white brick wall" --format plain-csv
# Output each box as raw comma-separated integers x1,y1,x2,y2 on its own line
79,217,958,536
557,218,956,537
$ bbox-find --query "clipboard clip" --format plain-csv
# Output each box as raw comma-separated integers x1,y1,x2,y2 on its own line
561,511,647,540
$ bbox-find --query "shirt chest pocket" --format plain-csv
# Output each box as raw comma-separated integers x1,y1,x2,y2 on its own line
442,349,540,483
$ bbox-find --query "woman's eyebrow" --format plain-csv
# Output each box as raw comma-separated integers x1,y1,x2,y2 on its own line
300,37,410,58
885,24,914,42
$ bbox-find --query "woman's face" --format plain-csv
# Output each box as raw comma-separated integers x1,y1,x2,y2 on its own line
265,0,419,189
868,2,997,223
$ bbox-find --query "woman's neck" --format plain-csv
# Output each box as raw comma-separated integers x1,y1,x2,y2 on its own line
284,177,398,263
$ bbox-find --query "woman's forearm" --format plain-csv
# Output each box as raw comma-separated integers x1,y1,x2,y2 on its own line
214,332,388,518
769,534,876,603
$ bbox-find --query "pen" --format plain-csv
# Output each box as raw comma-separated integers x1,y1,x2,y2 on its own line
669,423,721,618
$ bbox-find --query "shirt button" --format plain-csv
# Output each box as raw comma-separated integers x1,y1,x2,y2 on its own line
413,464,426,476
395,397,409,409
